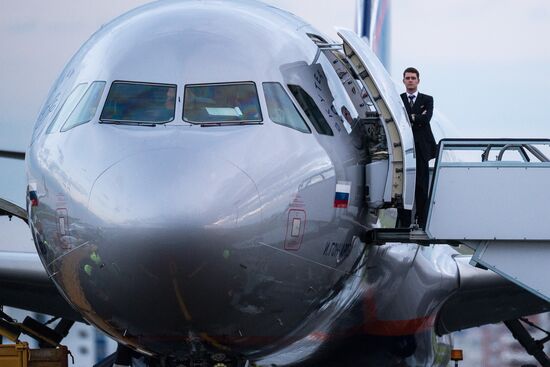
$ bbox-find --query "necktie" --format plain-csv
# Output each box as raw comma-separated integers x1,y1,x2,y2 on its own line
408,95,415,108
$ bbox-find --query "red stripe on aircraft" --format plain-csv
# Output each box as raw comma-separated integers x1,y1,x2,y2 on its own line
362,288,434,336
363,316,435,336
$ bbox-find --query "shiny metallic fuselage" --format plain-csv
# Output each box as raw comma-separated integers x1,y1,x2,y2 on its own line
25,1,455,365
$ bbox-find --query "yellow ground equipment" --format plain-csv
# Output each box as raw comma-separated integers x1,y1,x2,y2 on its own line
0,342,69,367
0,310,71,367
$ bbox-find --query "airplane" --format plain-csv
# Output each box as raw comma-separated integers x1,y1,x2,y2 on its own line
1,0,550,366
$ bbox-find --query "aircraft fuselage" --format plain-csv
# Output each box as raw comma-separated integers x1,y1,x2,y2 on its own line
25,1,454,365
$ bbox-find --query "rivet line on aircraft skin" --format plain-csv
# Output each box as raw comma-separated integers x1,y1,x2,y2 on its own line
256,242,353,275
46,240,92,268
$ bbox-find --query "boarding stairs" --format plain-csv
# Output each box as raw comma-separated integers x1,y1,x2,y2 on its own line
368,139,550,304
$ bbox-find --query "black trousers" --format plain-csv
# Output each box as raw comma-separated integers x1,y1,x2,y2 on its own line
397,151,430,228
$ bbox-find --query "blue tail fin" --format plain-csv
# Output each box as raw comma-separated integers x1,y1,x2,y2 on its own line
356,0,391,69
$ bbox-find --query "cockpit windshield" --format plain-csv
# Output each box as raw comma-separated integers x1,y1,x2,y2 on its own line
183,82,262,124
100,81,176,124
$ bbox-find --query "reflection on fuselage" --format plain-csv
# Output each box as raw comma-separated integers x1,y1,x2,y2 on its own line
23,1,454,365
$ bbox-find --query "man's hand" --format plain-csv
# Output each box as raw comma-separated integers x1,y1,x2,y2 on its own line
412,110,427,122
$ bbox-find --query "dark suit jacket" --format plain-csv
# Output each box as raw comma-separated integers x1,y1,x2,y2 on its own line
401,92,437,160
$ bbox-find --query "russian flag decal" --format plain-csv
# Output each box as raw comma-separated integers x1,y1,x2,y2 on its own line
334,181,351,208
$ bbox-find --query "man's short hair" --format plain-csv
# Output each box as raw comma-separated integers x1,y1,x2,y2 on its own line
403,67,419,78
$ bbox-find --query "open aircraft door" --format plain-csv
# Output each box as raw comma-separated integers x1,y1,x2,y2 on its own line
426,139,550,302
314,29,416,210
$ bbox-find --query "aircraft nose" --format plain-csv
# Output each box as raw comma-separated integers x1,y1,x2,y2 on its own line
89,148,261,232
83,148,264,350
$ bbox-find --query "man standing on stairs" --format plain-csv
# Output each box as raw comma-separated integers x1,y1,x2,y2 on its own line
398,67,437,228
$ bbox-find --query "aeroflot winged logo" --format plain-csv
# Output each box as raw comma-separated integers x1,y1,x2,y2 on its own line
334,181,351,208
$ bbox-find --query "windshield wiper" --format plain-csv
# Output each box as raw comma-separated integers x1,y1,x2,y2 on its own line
199,121,262,127
99,120,158,127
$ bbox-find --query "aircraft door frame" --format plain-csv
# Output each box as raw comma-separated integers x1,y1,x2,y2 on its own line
334,29,415,209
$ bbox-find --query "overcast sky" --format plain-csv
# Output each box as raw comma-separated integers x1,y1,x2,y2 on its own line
392,1,550,138
2,0,550,152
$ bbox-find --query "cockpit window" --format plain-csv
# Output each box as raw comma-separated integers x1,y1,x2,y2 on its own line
46,83,88,134
288,84,334,136
61,81,106,132
263,82,310,133
100,81,176,124
183,82,262,124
